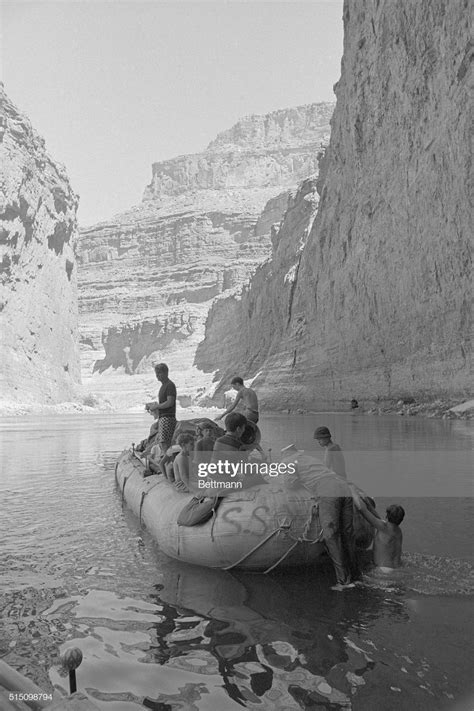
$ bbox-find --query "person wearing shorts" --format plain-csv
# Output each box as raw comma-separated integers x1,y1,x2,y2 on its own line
145,363,177,455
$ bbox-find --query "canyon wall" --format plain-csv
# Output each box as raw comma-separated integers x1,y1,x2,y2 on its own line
78,104,333,403
0,85,81,405
196,0,472,408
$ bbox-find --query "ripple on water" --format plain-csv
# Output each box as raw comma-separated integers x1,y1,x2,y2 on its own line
359,553,474,596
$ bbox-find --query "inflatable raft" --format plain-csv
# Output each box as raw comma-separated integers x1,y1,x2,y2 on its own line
115,446,373,572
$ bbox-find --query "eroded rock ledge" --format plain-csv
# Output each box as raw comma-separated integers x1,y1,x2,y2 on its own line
0,85,81,404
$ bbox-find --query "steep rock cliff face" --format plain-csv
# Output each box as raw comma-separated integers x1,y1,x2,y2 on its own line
196,0,471,408
78,104,333,402
195,179,320,385
0,86,81,405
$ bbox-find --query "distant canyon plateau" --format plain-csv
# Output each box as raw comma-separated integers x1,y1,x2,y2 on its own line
0,0,471,417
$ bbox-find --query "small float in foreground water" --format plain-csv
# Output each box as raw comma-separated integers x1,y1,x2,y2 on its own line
115,422,374,572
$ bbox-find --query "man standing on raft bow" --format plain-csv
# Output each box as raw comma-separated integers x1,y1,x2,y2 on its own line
217,376,260,424
145,363,177,456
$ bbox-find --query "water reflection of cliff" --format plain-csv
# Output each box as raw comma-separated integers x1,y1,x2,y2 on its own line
144,559,408,709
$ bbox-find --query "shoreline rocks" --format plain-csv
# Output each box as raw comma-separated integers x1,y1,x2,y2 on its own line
0,396,471,420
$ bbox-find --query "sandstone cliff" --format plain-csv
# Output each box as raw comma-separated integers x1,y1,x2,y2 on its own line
143,104,332,200
78,104,333,404
196,0,472,408
0,85,81,405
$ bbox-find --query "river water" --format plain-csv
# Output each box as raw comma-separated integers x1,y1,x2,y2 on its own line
0,412,472,710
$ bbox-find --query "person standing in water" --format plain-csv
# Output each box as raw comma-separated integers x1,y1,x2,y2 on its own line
217,376,260,424
351,489,405,571
282,448,356,590
145,363,177,456
313,426,347,479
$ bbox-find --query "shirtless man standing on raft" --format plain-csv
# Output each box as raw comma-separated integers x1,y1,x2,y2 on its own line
217,376,260,424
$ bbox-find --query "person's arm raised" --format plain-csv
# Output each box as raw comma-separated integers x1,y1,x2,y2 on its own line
356,499,387,532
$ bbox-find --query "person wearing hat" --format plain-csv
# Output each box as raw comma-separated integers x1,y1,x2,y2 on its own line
313,426,346,479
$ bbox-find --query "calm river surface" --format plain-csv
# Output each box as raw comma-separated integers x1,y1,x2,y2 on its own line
0,412,473,710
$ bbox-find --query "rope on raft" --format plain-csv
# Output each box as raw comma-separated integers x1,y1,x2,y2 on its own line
262,503,324,573
121,447,147,501
221,501,324,574
221,527,284,571
121,474,132,500
139,482,161,524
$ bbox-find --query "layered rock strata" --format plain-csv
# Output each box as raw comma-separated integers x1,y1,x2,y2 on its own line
143,104,333,200
0,85,81,405
78,104,333,401
196,0,472,408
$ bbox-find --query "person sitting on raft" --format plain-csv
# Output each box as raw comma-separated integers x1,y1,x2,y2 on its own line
351,488,405,571
135,408,160,455
173,433,195,492
217,376,260,424
195,423,216,453
213,413,248,462
212,414,266,490
193,423,217,469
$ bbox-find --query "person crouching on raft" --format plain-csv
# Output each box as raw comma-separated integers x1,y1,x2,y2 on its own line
217,376,260,424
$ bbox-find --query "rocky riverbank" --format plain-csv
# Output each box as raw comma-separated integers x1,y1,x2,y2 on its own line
362,398,474,421
1,394,472,421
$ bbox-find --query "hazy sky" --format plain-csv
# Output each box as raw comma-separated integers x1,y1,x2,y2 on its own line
2,1,344,226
